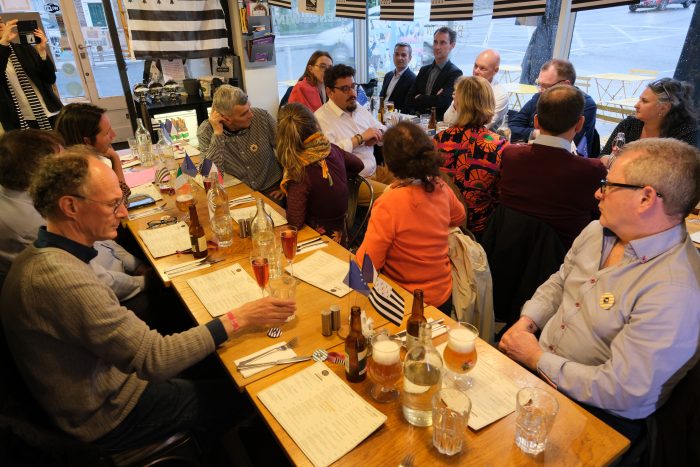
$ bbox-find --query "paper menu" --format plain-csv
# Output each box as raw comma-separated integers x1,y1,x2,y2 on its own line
130,183,163,201
137,222,191,258
230,203,287,226
187,264,262,317
287,251,352,298
690,230,700,244
257,362,387,467
436,342,519,430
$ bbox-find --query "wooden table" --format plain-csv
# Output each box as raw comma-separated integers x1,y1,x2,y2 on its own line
590,73,654,103
247,307,630,466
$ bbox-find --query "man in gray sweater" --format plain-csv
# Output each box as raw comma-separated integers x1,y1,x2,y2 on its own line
0,147,295,451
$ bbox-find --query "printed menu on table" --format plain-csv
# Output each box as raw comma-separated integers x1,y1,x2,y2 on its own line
230,203,287,226
187,264,262,317
287,251,352,297
137,222,191,258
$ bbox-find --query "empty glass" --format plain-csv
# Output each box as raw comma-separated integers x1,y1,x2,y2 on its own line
515,387,559,455
212,215,234,248
432,388,471,456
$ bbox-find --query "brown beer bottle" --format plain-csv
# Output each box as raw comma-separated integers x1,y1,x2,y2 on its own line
345,306,368,383
406,289,427,350
188,204,208,259
428,107,437,131
378,96,385,124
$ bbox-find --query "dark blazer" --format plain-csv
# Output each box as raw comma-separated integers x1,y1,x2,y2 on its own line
379,67,416,113
0,43,62,131
405,60,463,120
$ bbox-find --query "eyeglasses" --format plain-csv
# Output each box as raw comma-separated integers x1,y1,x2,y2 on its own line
649,79,672,102
599,179,663,198
147,217,178,229
535,78,567,90
68,194,125,214
332,83,360,93
314,64,331,71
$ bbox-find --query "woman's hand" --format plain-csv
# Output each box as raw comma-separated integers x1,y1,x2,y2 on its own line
33,28,47,57
0,18,18,46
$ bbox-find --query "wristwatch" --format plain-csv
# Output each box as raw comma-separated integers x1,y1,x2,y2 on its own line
354,133,364,145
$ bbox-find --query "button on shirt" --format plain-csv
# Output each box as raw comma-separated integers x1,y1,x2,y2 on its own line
315,99,386,178
522,221,700,419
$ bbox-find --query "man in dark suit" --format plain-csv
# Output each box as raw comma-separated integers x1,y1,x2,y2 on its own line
379,42,416,113
405,27,462,121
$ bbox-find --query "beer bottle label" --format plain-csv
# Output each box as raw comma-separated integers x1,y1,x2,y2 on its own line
197,236,207,252
357,348,367,376
344,351,351,374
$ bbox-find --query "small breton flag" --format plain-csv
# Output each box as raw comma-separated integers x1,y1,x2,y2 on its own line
369,276,405,326
154,165,169,185
430,0,474,21
336,0,367,19
268,0,292,9
380,0,415,21
492,0,547,18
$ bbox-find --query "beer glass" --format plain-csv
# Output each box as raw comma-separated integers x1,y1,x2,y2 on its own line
442,322,478,389
368,330,402,402
175,178,198,223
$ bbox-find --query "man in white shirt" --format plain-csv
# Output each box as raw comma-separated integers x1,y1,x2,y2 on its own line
443,49,508,130
315,64,390,204
379,42,416,113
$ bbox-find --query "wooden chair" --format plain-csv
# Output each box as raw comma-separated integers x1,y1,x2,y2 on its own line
346,175,373,250
629,68,658,77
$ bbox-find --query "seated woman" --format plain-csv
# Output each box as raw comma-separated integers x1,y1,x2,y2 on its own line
277,103,363,246
602,77,697,156
288,51,333,112
356,121,466,313
434,76,508,237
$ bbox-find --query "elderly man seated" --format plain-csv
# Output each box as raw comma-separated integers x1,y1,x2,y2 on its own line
0,147,295,454
197,85,284,202
499,138,700,442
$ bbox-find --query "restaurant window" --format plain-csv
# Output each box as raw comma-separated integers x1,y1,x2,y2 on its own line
271,0,356,98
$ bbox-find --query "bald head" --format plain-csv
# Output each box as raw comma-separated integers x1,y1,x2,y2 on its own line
472,49,501,83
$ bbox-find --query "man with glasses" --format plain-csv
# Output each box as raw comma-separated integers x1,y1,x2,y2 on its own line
379,42,416,113
0,147,296,455
316,64,390,204
498,85,606,250
499,138,700,443
198,85,284,203
510,59,599,157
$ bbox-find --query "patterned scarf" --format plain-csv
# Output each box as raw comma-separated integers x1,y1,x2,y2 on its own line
280,132,332,194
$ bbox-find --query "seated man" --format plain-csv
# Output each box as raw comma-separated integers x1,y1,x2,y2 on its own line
0,147,295,452
197,85,284,202
499,138,700,441
315,64,391,204
498,85,606,250
510,59,598,157
379,42,416,113
405,27,463,121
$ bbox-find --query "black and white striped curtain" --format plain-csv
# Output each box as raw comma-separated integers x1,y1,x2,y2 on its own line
269,0,292,9
336,0,367,19
125,0,229,59
430,0,473,21
380,0,415,21
492,0,547,18
571,0,638,12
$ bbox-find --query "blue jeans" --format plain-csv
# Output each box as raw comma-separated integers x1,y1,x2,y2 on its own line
95,378,251,452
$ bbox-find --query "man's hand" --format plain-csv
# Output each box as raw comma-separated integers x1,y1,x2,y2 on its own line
231,297,296,331
209,109,226,136
266,188,285,201
499,328,543,371
33,28,47,57
0,18,18,46
362,128,383,147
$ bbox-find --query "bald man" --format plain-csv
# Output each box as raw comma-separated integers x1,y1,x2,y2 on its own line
443,49,508,130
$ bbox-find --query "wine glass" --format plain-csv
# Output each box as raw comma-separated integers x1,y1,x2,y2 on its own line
368,330,402,403
279,226,298,277
250,249,270,297
442,322,478,389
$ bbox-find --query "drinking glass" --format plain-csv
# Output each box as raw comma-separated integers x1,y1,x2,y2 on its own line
250,249,270,297
367,330,402,403
386,100,395,113
442,322,478,389
270,275,298,321
127,137,139,159
279,226,298,277
420,113,430,131
432,388,471,456
175,180,198,223
212,215,234,248
515,387,559,455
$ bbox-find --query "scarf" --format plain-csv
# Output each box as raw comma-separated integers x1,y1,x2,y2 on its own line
280,132,332,194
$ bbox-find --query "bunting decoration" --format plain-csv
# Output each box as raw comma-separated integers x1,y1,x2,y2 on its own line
125,0,229,59
380,0,415,21
336,0,367,19
268,0,292,9
492,0,547,18
430,0,474,21
571,0,638,12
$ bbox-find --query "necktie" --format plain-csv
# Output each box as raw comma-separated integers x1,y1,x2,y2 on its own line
6,44,51,130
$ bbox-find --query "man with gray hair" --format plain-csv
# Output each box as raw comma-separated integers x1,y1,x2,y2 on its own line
198,85,284,201
499,138,700,442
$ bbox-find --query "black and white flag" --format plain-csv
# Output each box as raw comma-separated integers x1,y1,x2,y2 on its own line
336,0,367,19
430,0,474,21
369,276,405,326
268,0,292,9
380,0,415,21
492,0,547,18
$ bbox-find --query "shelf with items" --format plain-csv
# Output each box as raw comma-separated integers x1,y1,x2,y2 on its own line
238,1,275,68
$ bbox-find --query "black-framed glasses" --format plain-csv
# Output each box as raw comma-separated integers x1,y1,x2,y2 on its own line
314,63,331,71
535,78,567,90
599,179,663,198
68,194,125,214
649,78,672,102
147,217,177,229
332,83,360,93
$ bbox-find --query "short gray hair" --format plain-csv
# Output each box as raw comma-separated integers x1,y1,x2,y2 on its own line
620,138,700,219
212,85,249,116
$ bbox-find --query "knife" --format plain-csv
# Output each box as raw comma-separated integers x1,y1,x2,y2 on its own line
297,236,322,247
393,319,445,338
237,355,311,370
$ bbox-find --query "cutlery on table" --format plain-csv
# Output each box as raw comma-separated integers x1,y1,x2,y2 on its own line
297,238,328,252
237,337,299,367
164,257,224,275
237,347,328,371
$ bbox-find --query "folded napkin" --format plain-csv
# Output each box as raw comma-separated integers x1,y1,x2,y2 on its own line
234,342,298,378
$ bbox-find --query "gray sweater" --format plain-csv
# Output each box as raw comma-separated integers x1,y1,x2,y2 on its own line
1,245,216,442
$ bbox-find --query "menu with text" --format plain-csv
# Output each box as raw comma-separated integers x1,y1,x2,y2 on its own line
137,222,191,258
288,251,352,297
187,264,262,317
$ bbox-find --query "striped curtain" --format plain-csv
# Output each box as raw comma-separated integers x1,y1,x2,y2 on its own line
430,0,474,21
269,0,292,9
571,0,638,12
126,0,228,59
492,0,547,18
336,0,367,19
380,0,415,21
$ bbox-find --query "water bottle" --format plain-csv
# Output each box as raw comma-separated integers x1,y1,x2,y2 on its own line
402,322,443,426
136,118,153,166
207,175,234,248
251,198,275,250
612,132,625,155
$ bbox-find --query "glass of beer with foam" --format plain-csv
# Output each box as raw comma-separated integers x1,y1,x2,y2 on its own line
443,322,478,389
368,330,403,403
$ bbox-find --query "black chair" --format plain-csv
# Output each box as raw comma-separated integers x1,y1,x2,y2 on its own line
481,205,566,333
346,175,374,250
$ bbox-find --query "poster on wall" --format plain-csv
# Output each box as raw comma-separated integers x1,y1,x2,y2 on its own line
299,0,325,16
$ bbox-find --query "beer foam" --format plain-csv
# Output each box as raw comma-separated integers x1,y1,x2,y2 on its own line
372,339,401,365
448,327,476,353
176,194,193,202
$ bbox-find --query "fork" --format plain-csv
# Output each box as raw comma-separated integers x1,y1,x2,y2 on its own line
164,257,223,275
399,453,415,467
237,337,299,367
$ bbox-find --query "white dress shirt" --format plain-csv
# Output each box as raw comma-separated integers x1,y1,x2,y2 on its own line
444,79,509,130
315,99,386,178
385,67,407,102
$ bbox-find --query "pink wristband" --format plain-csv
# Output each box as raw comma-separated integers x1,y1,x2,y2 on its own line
226,311,240,332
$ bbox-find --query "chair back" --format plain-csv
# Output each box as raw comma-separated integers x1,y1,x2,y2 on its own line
359,79,378,99
576,75,592,95
279,86,293,109
346,175,373,248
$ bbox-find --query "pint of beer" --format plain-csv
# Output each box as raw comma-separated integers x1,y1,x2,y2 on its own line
368,332,402,403
176,193,195,212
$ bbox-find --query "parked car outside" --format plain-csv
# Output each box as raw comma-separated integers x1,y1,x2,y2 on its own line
629,0,693,11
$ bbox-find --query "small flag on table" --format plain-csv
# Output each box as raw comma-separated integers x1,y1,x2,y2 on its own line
369,276,405,326
159,122,173,143
154,165,169,184
343,259,370,296
181,153,198,177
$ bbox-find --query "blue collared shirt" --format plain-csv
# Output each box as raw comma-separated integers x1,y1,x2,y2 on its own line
35,226,98,263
